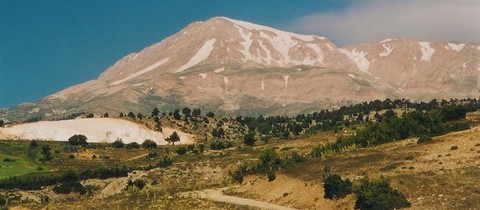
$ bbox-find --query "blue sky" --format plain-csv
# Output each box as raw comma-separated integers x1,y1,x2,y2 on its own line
1,0,479,108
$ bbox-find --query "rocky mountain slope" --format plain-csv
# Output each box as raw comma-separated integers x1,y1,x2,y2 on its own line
2,17,479,121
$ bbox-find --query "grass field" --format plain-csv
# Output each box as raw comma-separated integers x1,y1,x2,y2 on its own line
0,153,49,179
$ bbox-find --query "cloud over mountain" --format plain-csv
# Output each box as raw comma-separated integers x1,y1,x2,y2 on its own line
291,0,480,46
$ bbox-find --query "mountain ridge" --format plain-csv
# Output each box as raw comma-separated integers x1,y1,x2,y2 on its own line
1,16,479,121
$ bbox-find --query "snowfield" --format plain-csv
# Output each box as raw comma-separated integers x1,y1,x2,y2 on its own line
0,118,193,145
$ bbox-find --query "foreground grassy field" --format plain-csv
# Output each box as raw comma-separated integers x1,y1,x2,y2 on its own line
0,153,49,179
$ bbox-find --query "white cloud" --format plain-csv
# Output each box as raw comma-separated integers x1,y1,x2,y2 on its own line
290,0,480,46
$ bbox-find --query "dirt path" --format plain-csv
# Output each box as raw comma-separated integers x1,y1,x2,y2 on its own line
95,170,147,199
182,187,298,210
123,153,148,162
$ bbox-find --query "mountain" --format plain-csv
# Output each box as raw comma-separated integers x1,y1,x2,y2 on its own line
2,17,480,121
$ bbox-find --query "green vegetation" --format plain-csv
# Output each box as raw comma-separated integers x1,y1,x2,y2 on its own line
0,153,49,180
323,174,352,199
355,178,411,210
68,134,88,146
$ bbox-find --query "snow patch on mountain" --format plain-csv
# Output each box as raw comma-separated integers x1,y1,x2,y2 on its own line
380,39,396,43
419,42,435,62
326,43,334,51
305,43,324,65
111,57,169,85
234,25,254,63
199,73,207,79
175,38,216,73
223,17,324,42
339,48,370,73
379,44,394,57
447,43,465,52
261,80,265,91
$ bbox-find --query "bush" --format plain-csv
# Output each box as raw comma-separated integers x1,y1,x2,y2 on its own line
355,178,411,210
417,135,433,144
68,134,88,146
243,132,256,147
111,139,125,148
176,147,187,155
125,179,146,191
450,145,459,150
53,181,85,195
157,156,172,168
126,142,140,149
142,140,157,149
0,196,5,206
267,171,276,182
323,174,352,199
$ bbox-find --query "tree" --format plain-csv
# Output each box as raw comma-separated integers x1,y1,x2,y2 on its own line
167,131,180,145
192,108,201,117
137,113,143,119
126,142,140,149
86,113,94,118
206,111,215,118
119,112,124,117
243,132,256,147
258,148,282,171
323,174,352,199
127,112,136,119
0,119,4,127
40,145,53,161
68,134,88,146
111,138,125,148
103,113,109,118
182,107,191,117
355,178,410,210
0,196,5,206
173,110,181,120
142,139,157,149
151,108,160,117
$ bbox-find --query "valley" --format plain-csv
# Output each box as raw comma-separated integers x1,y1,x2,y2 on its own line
0,99,479,209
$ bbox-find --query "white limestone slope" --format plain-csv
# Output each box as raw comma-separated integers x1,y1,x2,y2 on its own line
0,118,193,145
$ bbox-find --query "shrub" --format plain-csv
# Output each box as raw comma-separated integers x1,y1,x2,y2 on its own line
68,134,88,146
157,156,172,168
417,135,433,144
323,174,352,199
0,196,5,206
111,139,125,148
450,145,459,150
243,132,256,147
187,144,195,152
53,181,85,195
125,179,146,191
176,147,187,155
126,142,140,149
267,171,276,182
355,178,411,210
29,140,39,148
142,139,157,149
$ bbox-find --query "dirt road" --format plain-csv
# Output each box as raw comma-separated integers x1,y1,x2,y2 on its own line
183,187,298,210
